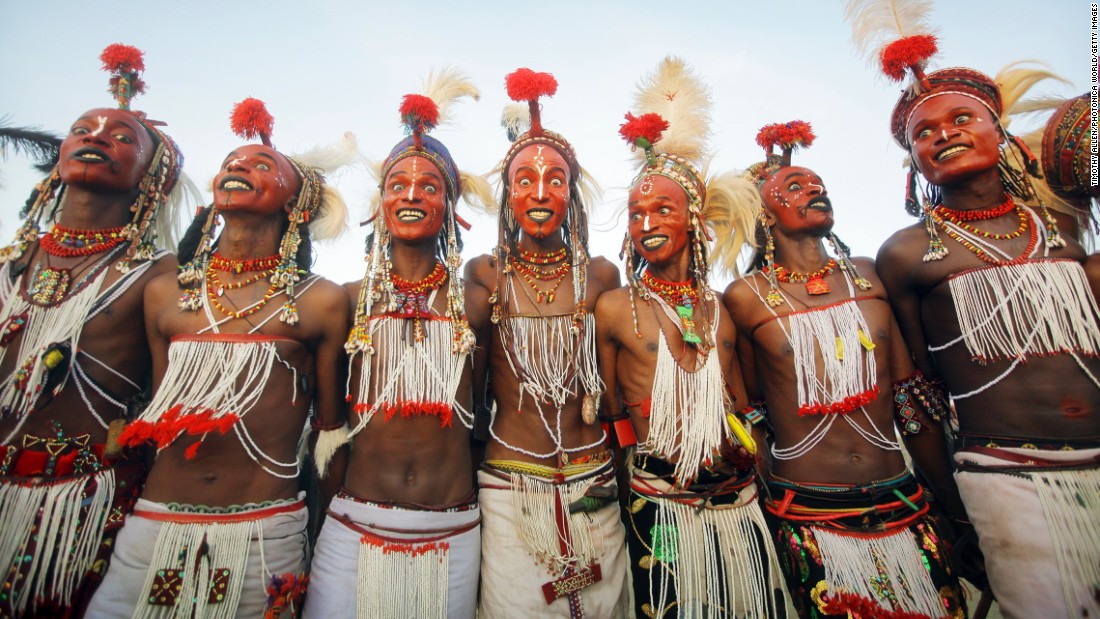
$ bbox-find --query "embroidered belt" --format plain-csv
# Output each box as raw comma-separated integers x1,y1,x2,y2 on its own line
955,445,1100,474
0,439,117,477
480,453,613,487
954,432,1100,452
133,498,305,524
327,509,480,544
764,472,929,531
336,488,478,512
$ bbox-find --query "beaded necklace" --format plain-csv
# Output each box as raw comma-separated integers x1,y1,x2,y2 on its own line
640,270,702,345
932,198,1028,242
208,252,281,274
934,194,1015,222
769,259,837,296
516,246,568,265
389,261,447,342
936,212,1038,266
40,225,127,258
511,258,571,304
204,262,280,320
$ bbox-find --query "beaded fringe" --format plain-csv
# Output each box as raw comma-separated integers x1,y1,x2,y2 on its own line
942,260,1100,363
348,317,470,436
508,471,599,575
355,533,449,619
133,517,255,619
502,313,603,414
1033,467,1100,615
786,301,878,416
644,329,729,487
0,470,115,615
642,494,783,619
812,526,946,618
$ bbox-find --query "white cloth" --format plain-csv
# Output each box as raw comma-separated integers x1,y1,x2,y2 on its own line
85,496,308,619
303,494,481,619
954,447,1100,619
477,466,629,618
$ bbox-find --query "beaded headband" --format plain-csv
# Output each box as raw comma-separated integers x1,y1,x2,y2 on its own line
1042,94,1092,198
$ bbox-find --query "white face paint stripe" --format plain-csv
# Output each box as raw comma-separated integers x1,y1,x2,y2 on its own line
227,157,244,168
643,215,651,231
91,116,107,137
534,145,547,201
408,158,419,201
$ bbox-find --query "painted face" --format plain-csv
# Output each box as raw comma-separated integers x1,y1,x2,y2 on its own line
759,166,834,235
507,144,570,239
58,108,155,193
381,155,447,243
213,144,301,215
907,93,1002,187
628,174,691,266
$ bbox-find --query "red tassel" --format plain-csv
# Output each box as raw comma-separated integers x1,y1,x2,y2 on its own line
454,213,472,231
755,121,816,154
231,98,275,146
880,35,939,82
399,94,440,135
619,112,669,148
99,43,145,73
184,441,202,460
505,68,558,102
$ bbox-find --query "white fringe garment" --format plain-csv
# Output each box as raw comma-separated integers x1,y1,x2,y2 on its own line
357,534,450,619
500,313,603,413
348,317,470,435
813,526,946,618
508,470,600,576
785,301,878,414
0,470,115,615
1033,466,1100,614
939,260,1100,362
643,327,730,487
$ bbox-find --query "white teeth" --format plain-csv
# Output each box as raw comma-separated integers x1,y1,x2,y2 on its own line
528,209,552,222
222,180,252,190
77,153,104,161
397,209,425,222
937,145,969,160
642,236,667,249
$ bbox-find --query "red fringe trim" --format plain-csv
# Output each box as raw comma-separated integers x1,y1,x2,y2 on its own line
756,120,816,153
797,386,879,416
231,98,275,142
880,35,939,82
100,43,145,73
118,404,241,456
820,589,945,619
619,112,669,147
361,534,450,557
353,400,454,428
505,68,558,102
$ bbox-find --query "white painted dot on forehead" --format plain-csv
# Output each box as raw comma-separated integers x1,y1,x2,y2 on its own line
640,176,655,195
91,116,107,137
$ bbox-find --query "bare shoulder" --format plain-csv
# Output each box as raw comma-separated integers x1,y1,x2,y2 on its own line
299,276,350,316
464,254,495,289
588,256,622,292
722,275,760,309
144,270,182,308
876,222,926,278
594,286,632,336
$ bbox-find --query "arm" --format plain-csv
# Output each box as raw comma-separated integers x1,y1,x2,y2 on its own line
464,274,492,473
876,238,938,378
310,284,351,510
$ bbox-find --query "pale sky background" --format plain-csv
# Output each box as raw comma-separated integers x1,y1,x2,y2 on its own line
0,1,1091,288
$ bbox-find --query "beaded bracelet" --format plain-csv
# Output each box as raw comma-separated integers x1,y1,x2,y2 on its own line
892,371,950,436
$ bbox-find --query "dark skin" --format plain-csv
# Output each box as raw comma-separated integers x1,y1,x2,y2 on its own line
877,96,1100,442
595,176,747,473
723,167,963,518
141,148,349,507
465,146,620,467
0,109,176,449
335,156,489,506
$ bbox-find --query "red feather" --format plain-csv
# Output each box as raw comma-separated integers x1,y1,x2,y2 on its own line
99,43,145,73
505,68,558,102
880,35,939,82
399,94,440,133
756,121,816,153
619,112,669,147
231,98,275,142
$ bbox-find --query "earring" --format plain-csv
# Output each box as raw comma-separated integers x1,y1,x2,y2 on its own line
761,218,783,307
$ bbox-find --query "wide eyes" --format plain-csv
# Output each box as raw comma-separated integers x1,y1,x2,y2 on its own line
550,178,563,187
256,163,271,172
787,182,802,191
630,213,642,222
424,185,437,194
387,182,440,195
113,133,133,144
69,126,134,144
390,183,405,192
954,114,971,125
917,128,932,139
71,126,89,136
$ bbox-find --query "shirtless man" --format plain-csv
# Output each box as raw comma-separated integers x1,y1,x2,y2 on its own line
86,98,350,618
722,121,966,618
596,57,791,619
304,72,492,619
465,68,628,617
0,44,191,617
873,58,1100,617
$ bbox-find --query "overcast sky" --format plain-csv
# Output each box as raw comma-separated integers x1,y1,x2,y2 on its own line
0,1,1090,287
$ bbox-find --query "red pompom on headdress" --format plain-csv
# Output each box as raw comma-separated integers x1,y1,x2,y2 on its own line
756,121,816,166
100,43,146,111
880,34,938,83
620,112,669,167
505,68,557,136
231,98,274,147
399,94,439,151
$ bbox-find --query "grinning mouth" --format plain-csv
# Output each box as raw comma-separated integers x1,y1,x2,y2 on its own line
72,147,108,162
936,145,970,161
219,175,253,191
527,209,553,222
396,208,426,222
807,197,832,211
641,234,668,250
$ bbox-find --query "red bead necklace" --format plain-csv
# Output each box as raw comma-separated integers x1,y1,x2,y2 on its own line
934,195,1014,222
208,252,282,274
641,270,698,308
40,225,127,257
517,246,568,265
933,198,1027,241
770,259,837,296
511,258,570,304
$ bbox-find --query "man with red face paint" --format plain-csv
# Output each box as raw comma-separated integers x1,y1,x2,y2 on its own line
85,98,352,619
720,120,967,619
305,71,494,619
596,57,793,619
849,9,1100,616
465,69,628,618
0,45,196,617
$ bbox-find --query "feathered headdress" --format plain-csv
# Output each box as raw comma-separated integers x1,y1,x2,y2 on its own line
501,68,579,177
745,120,817,186
177,97,353,324
0,43,198,269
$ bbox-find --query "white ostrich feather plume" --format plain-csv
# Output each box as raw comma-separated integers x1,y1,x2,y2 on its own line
844,0,937,64
422,67,480,127
631,56,711,165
